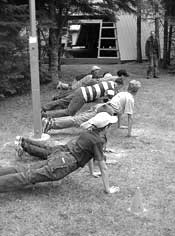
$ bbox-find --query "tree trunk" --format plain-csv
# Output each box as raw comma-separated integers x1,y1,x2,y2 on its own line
48,1,59,82
57,12,68,72
58,35,62,71
48,29,52,71
163,12,169,68
155,1,160,40
49,28,59,81
136,0,142,63
167,24,173,65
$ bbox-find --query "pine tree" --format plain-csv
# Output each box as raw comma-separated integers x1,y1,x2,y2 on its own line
0,1,28,73
137,0,142,63
161,0,175,67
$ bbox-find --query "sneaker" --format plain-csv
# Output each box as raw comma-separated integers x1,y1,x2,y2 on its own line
57,81,69,90
42,118,52,133
56,81,61,89
15,136,22,146
153,75,159,78
15,136,24,158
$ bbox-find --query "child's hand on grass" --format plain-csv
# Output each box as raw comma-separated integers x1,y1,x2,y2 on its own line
92,171,101,178
105,186,120,194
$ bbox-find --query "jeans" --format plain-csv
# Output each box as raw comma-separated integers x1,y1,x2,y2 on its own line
52,89,76,100
52,116,75,129
22,137,62,159
0,140,78,192
147,54,159,77
51,110,97,129
45,88,86,118
42,93,74,111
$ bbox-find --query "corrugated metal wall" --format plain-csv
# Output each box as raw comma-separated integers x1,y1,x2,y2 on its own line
116,13,163,61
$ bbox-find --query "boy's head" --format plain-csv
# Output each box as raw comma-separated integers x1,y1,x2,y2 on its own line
117,69,129,77
91,65,101,78
103,72,112,78
127,80,141,94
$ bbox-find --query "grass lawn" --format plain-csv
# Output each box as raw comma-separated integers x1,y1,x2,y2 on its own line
0,62,175,236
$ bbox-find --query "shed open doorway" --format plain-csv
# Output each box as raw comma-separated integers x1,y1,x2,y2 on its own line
64,21,101,58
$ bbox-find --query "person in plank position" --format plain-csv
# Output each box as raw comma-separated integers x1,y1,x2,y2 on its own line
42,93,115,133
106,80,141,137
42,80,119,118
0,112,119,194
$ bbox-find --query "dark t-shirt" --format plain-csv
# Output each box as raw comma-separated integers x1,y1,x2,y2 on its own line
68,130,106,167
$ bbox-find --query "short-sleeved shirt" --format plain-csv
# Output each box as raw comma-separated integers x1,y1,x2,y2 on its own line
81,81,116,103
108,91,134,115
68,130,106,167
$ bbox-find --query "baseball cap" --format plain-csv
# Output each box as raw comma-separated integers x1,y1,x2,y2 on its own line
128,80,141,93
103,73,112,79
80,112,118,130
91,65,101,71
117,69,129,77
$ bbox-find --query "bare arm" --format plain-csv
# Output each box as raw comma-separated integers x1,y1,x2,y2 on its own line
127,114,133,137
88,159,94,175
117,114,122,128
117,114,133,134
97,160,119,193
88,159,101,178
98,160,110,192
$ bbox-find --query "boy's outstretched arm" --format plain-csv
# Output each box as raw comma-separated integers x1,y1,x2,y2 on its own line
98,160,119,194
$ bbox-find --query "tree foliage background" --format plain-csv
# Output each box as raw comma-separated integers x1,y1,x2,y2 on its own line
0,1,29,96
0,0,175,97
0,0,136,97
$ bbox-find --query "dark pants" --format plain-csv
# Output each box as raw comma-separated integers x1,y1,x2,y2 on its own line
42,93,74,111
0,139,78,192
52,89,77,101
147,54,159,78
45,88,86,118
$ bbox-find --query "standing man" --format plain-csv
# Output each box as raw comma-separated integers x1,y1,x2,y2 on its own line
145,31,160,79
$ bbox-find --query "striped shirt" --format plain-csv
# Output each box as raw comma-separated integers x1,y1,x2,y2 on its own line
81,81,116,102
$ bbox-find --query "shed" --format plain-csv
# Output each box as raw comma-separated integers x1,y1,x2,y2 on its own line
62,13,163,63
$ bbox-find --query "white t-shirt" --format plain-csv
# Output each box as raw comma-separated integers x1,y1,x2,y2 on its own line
108,91,134,115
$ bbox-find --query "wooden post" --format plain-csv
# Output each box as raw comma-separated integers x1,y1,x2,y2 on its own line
29,0,42,138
